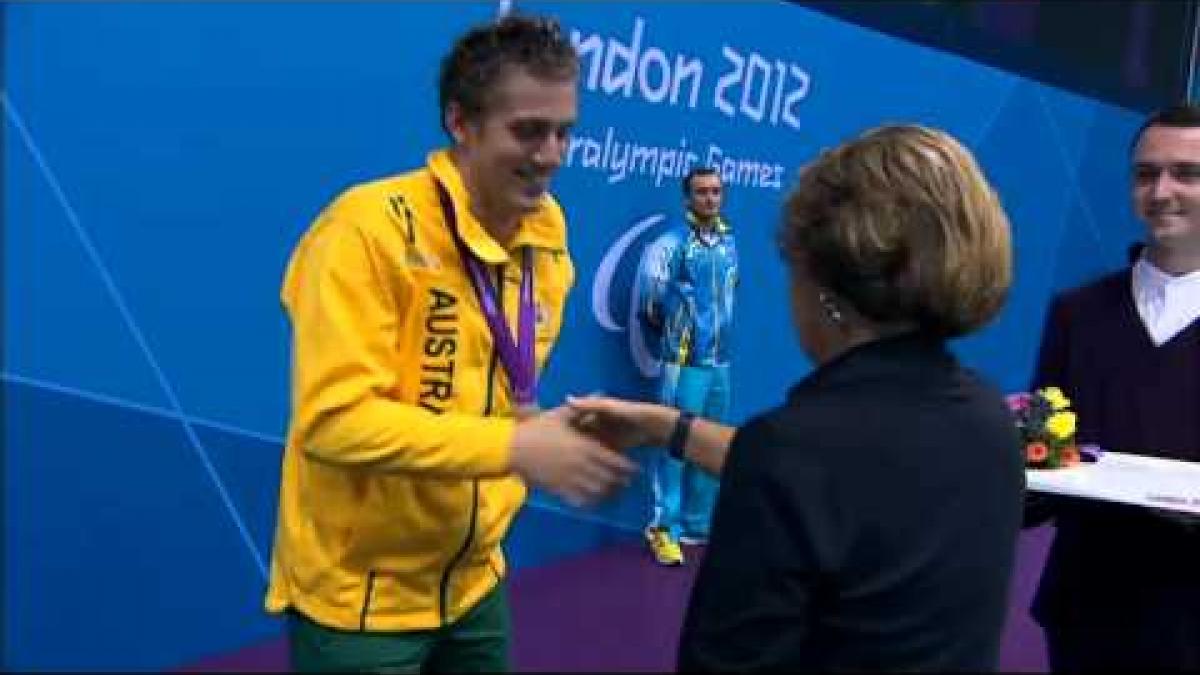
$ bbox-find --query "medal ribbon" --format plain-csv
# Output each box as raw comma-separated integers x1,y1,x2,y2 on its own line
435,182,537,406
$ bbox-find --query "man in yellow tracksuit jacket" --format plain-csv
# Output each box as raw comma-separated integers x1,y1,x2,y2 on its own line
265,15,636,672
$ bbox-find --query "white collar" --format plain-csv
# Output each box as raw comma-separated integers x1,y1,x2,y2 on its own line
1133,255,1200,293
1131,254,1200,345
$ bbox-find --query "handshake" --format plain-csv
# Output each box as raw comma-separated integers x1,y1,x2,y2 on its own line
507,395,676,508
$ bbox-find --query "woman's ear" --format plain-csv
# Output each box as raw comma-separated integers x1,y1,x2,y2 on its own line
789,273,825,360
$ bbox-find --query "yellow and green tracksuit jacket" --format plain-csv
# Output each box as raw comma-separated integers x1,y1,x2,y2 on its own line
265,149,575,631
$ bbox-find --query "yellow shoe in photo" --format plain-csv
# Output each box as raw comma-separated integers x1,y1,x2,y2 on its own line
645,527,685,566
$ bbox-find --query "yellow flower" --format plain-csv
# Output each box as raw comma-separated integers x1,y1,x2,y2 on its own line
1041,386,1071,411
1045,411,1077,440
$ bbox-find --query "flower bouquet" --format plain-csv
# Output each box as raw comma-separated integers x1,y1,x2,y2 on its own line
1007,386,1089,469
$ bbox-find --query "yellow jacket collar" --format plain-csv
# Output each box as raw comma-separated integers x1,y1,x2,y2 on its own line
427,150,565,264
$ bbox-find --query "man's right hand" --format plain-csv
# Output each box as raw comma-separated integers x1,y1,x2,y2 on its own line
508,405,638,508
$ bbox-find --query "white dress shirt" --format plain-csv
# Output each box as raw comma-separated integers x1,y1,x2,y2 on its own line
1131,255,1200,346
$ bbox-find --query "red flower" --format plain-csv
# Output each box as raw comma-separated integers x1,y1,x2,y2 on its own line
1026,442,1049,463
1060,446,1080,466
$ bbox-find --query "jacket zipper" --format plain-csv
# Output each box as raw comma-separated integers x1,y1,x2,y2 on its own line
711,238,721,363
437,263,503,625
359,571,378,631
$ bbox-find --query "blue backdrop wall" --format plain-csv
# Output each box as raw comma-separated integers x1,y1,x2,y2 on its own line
4,0,1146,669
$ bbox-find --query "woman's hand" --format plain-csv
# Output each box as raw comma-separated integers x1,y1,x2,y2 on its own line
508,403,638,507
566,394,677,452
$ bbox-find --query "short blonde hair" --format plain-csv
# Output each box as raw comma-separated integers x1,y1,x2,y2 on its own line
779,125,1012,337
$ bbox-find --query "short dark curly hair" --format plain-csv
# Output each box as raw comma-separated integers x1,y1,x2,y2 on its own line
438,14,579,135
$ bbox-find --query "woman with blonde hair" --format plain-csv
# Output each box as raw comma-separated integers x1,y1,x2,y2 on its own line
572,125,1025,671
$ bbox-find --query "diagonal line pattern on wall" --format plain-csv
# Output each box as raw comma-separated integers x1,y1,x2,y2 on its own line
2,371,285,447
1,371,641,536
970,77,1020,150
1035,88,1106,251
2,91,268,580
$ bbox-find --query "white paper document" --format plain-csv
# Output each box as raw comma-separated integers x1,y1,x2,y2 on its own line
1026,451,1200,516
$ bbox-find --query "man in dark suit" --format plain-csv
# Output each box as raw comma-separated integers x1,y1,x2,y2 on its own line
1026,104,1200,671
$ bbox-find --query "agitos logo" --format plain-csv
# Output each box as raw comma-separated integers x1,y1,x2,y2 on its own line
590,213,668,379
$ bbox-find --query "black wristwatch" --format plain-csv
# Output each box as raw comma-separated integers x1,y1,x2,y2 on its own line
667,410,695,461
